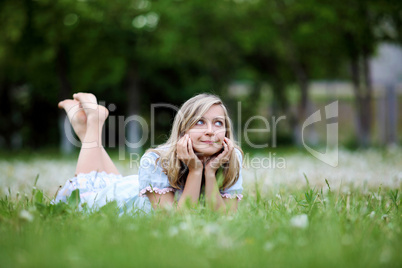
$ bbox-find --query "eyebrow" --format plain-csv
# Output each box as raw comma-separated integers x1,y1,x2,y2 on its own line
214,117,225,120
200,116,225,120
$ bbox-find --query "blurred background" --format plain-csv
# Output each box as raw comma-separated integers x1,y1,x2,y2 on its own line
0,0,401,155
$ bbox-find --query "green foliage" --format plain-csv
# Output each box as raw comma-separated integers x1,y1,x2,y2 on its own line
1,180,401,267
388,189,399,210
1,0,402,148
67,189,81,209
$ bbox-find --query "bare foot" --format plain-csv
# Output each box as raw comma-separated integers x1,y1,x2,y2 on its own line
58,99,87,141
72,92,109,125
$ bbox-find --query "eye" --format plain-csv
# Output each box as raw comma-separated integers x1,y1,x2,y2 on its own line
215,121,224,127
196,119,204,125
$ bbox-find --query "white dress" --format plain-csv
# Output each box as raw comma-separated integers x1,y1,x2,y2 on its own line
54,150,244,214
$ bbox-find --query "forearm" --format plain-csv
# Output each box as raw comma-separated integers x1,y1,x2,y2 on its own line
177,170,203,209
204,171,226,211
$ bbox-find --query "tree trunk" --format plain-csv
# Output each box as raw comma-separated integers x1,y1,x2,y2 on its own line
295,65,309,118
0,81,12,149
361,52,373,146
293,66,311,146
350,53,372,147
125,63,141,154
271,79,298,142
281,56,310,146
56,45,74,154
274,0,311,146
385,84,397,145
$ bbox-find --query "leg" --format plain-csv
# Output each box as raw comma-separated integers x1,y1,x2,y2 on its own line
59,93,120,175
74,93,121,175
101,147,120,175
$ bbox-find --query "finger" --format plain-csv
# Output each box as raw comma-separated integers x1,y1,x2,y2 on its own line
215,141,228,161
182,136,193,166
184,135,191,156
187,137,194,155
222,140,229,156
178,134,187,143
176,135,185,149
225,137,234,154
187,138,198,166
179,135,190,158
178,134,188,145
187,138,200,161
176,135,187,159
217,141,230,163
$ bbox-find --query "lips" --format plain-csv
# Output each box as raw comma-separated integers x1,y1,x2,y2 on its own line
201,140,220,145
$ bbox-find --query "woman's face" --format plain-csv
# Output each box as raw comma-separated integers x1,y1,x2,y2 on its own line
186,104,227,156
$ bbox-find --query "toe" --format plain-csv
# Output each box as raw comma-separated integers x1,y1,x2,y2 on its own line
59,99,80,113
72,93,81,101
58,101,65,109
73,92,97,104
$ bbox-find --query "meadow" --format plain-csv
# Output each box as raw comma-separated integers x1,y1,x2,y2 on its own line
0,148,401,267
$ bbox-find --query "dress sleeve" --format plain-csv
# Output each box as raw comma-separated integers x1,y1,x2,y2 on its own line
220,148,244,200
138,151,176,197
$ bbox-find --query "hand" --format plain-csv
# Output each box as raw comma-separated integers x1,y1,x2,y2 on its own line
205,137,234,175
176,134,203,172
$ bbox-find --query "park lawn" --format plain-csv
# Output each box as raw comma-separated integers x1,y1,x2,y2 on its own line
0,179,400,268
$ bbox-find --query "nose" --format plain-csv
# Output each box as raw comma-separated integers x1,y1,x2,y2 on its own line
205,122,214,135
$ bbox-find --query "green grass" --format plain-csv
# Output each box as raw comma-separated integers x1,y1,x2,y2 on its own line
1,177,401,268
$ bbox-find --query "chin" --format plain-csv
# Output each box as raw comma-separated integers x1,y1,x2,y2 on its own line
194,147,221,156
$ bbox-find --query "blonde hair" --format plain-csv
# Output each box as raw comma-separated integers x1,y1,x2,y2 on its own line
148,93,243,191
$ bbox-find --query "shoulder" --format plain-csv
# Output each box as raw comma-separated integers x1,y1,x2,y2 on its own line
141,146,170,160
138,150,172,192
234,147,243,164
234,148,243,159
220,147,243,192
220,147,244,199
140,151,160,166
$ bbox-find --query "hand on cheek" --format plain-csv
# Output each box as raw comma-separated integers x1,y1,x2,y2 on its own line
205,137,234,174
176,134,203,172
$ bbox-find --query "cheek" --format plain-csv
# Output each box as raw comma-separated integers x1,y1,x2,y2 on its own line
187,131,200,140
216,130,226,139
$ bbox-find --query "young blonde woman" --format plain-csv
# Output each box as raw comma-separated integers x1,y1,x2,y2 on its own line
55,93,243,213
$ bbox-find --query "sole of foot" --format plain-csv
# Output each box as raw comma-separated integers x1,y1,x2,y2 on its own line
58,99,87,141
72,93,109,123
